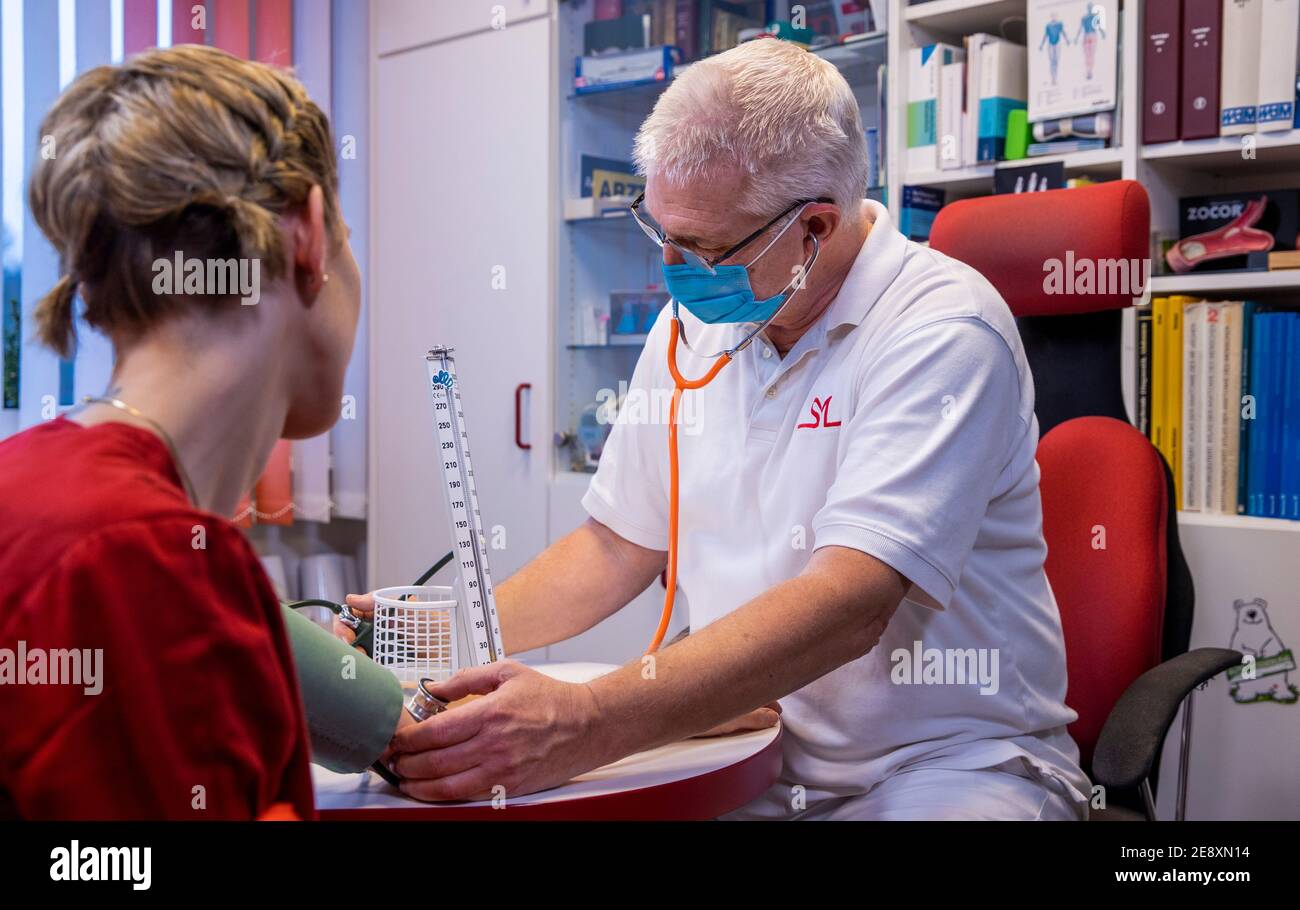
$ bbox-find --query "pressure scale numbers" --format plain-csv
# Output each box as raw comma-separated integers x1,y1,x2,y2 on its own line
426,347,505,666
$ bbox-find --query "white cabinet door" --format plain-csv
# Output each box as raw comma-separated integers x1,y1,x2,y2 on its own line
370,14,551,598
373,0,551,57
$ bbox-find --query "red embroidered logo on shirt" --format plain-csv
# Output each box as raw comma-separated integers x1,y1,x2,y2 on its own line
797,396,842,429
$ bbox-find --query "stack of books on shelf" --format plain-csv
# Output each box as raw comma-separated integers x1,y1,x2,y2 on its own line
906,34,1028,175
906,0,1123,176
1143,0,1300,144
1137,297,1300,520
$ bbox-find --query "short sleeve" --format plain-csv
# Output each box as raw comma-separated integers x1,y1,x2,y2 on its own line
582,308,673,550
812,317,1025,608
2,518,313,820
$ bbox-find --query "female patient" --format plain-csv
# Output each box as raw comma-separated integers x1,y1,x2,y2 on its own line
0,45,368,818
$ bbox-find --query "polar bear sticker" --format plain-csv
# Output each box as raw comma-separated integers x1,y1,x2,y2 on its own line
1227,598,1298,705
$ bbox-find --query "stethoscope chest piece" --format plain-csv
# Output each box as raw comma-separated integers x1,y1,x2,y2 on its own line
406,677,451,722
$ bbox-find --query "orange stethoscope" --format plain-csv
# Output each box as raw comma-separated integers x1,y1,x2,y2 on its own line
643,233,821,653
645,319,731,653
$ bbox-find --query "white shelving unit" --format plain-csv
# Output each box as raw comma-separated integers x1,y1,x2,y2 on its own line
896,0,1300,518
903,164,996,192
899,146,1124,194
1012,144,1124,171
1141,130,1300,164
1150,271,1300,296
898,0,1300,821
890,0,1139,210
1178,511,1300,533
903,0,1028,32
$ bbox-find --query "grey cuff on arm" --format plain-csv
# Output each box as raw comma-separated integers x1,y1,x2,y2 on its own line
280,604,405,774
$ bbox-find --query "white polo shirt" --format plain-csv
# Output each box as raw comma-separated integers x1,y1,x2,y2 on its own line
583,200,1089,819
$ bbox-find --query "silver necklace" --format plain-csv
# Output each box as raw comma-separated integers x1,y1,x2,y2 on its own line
81,396,199,506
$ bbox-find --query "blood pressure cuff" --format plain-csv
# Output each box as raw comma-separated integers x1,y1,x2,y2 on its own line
280,605,405,773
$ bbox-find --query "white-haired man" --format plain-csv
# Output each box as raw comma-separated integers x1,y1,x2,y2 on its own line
381,38,1089,820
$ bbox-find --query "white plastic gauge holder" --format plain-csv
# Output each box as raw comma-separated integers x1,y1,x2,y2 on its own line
370,585,459,686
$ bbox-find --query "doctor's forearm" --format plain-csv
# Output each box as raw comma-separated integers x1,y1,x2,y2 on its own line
584,546,905,763
497,518,667,655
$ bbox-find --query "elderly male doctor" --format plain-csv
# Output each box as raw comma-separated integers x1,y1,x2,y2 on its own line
374,37,1089,820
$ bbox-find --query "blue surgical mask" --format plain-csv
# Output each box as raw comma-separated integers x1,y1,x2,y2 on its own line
662,210,813,325
661,263,789,324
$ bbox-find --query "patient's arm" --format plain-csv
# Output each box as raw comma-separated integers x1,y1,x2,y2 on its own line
281,605,408,773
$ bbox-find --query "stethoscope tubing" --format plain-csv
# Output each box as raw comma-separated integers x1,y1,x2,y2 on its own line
646,233,821,654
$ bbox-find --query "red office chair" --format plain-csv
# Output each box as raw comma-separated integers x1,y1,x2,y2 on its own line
930,180,1239,820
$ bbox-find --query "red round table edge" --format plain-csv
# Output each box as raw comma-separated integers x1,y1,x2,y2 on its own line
317,728,783,821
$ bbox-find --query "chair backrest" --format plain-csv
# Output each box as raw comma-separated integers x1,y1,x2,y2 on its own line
930,181,1194,766
1037,416,1168,766
930,180,1150,434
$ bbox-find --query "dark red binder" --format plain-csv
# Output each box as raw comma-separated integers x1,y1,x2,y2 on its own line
1180,0,1221,140
675,0,697,61
1143,0,1182,143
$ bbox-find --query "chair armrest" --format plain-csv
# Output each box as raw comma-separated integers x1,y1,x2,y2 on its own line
1091,647,1242,790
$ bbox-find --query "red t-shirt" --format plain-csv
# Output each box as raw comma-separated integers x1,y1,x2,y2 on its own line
0,418,315,819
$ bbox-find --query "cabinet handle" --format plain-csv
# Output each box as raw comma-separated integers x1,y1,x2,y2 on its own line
515,383,532,450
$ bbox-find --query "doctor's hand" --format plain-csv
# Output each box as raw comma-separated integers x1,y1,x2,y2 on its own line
330,592,375,648
388,660,604,802
693,701,781,738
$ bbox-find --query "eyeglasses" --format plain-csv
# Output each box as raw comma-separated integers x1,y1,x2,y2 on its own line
629,191,833,275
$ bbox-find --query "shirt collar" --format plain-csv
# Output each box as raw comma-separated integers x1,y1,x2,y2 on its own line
823,199,908,333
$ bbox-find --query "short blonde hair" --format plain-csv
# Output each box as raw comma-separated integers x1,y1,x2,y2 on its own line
633,38,867,219
29,44,340,357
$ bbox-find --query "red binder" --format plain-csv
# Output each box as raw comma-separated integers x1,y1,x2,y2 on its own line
1143,0,1182,144
1180,0,1221,140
